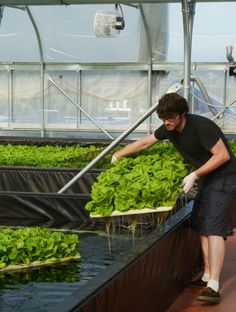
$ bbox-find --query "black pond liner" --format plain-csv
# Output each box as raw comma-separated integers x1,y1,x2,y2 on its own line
0,191,91,221
0,225,136,312
0,201,202,312
0,156,202,312
0,136,116,147
0,152,201,311
50,203,202,312
0,137,235,311
0,136,116,219
0,165,100,221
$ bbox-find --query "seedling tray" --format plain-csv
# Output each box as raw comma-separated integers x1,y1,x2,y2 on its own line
0,254,81,273
90,206,173,218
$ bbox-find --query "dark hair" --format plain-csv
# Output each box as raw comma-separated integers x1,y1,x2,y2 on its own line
156,93,189,119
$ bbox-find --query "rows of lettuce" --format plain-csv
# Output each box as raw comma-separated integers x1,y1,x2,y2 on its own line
86,142,192,216
0,144,112,169
85,140,236,216
0,227,80,269
0,140,236,169
1,141,236,217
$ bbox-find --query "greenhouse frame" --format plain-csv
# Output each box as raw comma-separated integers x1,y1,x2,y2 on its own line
0,0,235,141
0,1,236,312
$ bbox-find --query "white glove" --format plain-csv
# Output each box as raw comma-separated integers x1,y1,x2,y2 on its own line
111,155,118,163
180,172,198,193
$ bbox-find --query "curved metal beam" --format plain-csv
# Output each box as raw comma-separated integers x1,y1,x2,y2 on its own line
25,6,46,136
25,5,44,62
139,4,153,133
0,1,233,5
190,74,218,116
139,4,152,61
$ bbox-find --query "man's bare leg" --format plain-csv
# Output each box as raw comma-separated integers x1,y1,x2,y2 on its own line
208,235,225,283
200,235,210,278
197,235,224,303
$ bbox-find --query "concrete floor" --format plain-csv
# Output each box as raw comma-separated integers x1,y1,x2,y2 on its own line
167,230,236,312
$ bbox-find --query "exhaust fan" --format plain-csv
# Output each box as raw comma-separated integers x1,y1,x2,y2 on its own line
94,4,125,38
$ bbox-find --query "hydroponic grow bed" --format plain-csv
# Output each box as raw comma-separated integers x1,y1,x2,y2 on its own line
0,227,135,312
0,137,203,311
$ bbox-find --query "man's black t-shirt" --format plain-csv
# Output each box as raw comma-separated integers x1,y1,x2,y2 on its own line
154,114,236,179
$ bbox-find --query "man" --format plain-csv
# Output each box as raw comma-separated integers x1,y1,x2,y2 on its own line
112,93,236,303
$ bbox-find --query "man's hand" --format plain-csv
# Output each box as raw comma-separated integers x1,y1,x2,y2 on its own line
181,172,198,193
111,155,118,163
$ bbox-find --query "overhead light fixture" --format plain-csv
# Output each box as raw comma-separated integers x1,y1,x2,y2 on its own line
94,4,125,38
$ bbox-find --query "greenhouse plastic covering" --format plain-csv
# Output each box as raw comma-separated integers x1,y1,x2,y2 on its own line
0,2,236,140
0,4,167,63
0,2,236,62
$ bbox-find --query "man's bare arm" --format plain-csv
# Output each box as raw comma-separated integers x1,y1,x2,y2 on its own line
195,138,230,177
114,134,158,159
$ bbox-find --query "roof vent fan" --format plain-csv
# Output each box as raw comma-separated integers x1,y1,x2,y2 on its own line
94,4,125,38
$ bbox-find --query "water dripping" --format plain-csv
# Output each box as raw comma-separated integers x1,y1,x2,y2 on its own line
104,217,112,254
130,215,137,246
155,211,167,228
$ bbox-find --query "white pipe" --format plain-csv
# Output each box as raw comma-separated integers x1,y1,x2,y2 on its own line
58,99,160,193
226,45,235,64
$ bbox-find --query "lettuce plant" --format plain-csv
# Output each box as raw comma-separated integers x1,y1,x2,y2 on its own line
0,227,80,270
86,142,191,216
0,144,112,168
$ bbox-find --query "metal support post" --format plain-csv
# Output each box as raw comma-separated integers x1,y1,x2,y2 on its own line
181,0,196,103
